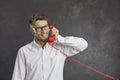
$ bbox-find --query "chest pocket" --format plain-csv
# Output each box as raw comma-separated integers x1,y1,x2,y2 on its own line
48,49,59,59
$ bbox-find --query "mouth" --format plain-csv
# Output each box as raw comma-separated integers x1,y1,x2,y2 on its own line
41,33,48,36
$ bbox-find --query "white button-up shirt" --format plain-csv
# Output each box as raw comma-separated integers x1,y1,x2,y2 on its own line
12,35,88,80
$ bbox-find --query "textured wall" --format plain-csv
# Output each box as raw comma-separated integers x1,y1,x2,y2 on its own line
0,0,120,80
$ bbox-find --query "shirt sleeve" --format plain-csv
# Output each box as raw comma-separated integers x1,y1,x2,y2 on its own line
12,48,26,80
55,35,88,56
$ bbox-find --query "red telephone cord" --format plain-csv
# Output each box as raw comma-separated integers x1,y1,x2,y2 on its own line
49,43,119,80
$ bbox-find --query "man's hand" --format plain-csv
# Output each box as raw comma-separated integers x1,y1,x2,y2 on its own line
51,27,59,40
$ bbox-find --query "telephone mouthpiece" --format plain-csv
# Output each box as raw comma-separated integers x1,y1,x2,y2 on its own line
47,35,55,43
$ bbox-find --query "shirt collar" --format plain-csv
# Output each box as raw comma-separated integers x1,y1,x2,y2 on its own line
33,40,41,49
32,39,50,49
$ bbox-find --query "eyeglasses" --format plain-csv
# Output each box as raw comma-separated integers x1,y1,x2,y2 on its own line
34,24,49,32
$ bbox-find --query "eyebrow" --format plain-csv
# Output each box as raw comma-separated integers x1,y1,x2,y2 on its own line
35,24,48,28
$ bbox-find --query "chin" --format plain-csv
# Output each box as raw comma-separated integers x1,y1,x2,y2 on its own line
37,34,48,41
39,37,48,41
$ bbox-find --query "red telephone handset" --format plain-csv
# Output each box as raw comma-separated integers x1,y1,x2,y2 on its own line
47,24,55,43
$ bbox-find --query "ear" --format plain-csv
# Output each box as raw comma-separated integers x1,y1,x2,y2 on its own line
29,24,36,35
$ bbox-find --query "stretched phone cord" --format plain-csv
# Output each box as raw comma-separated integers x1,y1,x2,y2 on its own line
49,43,119,80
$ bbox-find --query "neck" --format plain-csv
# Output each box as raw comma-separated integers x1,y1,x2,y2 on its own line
35,38,47,48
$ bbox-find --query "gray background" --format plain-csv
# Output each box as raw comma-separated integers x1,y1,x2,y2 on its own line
0,0,120,80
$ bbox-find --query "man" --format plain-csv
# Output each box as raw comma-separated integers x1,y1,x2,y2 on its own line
12,13,88,80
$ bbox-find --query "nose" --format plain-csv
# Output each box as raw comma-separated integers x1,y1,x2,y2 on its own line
41,28,46,33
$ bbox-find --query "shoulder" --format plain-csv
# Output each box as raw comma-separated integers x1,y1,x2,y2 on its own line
19,41,34,52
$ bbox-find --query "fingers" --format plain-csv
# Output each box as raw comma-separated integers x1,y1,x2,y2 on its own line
51,27,59,40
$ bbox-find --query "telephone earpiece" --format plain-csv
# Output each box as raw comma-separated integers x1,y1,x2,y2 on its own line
47,24,55,43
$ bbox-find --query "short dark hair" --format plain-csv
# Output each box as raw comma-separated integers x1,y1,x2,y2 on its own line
29,13,49,25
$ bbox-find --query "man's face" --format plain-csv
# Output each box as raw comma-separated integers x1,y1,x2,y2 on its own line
32,20,50,41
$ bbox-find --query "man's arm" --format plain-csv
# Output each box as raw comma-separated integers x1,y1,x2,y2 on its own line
55,35,88,56
12,48,26,80
51,27,88,56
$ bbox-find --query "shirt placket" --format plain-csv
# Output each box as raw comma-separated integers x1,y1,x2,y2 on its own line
42,48,46,80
